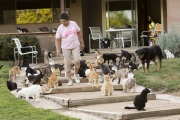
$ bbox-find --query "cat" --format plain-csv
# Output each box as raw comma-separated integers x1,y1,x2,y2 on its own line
25,66,37,77
44,50,55,65
86,61,99,87
120,50,132,62
9,66,21,81
164,49,174,59
47,69,60,88
26,70,44,86
7,80,17,91
21,42,31,53
121,72,136,93
103,53,119,64
38,26,49,32
16,85,43,101
50,28,57,35
101,74,113,96
17,27,29,33
124,87,150,111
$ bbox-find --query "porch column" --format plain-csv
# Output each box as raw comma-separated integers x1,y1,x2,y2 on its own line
60,0,65,12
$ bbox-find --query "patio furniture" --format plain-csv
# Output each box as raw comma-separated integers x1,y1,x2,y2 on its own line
12,38,38,64
140,23,160,46
106,28,136,48
89,27,104,51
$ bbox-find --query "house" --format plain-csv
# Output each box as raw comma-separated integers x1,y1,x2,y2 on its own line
0,0,179,52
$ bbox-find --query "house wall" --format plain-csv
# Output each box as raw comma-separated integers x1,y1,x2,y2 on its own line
167,0,180,33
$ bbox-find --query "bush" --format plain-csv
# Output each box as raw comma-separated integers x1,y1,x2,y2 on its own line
156,33,180,57
0,35,41,60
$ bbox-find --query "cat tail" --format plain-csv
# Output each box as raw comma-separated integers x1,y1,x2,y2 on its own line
124,106,136,109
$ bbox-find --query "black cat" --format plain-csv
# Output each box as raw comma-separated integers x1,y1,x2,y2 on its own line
17,27,29,33
98,62,111,75
101,38,110,48
124,88,150,111
7,81,17,91
38,26,49,32
120,50,132,62
103,53,119,64
21,42,31,53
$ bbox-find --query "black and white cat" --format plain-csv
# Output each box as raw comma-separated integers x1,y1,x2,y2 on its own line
17,27,29,33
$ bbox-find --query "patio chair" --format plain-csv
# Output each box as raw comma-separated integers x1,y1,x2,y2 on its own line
12,38,38,65
140,23,159,46
88,27,104,51
114,31,133,48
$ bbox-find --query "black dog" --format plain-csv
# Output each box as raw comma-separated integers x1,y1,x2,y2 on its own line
124,88,150,111
103,53,118,64
7,81,17,91
135,45,162,73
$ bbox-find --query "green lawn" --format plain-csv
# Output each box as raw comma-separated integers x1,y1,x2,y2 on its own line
135,58,180,93
0,61,79,120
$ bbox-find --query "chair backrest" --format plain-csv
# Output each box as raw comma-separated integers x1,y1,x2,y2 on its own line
12,38,23,55
89,27,103,40
150,23,159,37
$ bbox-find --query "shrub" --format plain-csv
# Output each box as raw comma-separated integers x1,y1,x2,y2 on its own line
0,35,41,60
156,33,180,57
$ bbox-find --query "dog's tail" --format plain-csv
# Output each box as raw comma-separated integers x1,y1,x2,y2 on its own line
124,106,136,109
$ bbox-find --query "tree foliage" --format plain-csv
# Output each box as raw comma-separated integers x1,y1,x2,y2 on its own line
16,9,53,24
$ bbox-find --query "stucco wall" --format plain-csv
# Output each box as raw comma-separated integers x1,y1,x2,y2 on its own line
167,0,180,33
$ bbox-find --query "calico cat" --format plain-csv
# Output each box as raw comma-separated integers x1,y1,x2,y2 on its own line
17,27,29,33
124,88,150,111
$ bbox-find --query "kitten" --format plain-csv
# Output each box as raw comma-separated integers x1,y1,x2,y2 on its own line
16,85,43,101
47,69,60,88
101,74,113,96
26,70,44,86
124,88,150,111
17,27,29,33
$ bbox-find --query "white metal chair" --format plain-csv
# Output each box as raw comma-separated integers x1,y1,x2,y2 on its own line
140,23,159,46
89,27,103,51
114,31,133,48
12,38,38,64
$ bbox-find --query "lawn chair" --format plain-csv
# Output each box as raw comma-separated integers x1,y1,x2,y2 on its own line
140,23,159,46
12,38,38,65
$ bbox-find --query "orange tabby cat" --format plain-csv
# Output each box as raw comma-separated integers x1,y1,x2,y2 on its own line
101,74,114,96
86,61,99,87
47,69,60,88
9,66,20,81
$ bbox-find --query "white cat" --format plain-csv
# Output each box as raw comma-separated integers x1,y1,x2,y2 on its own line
164,49,174,59
16,85,43,101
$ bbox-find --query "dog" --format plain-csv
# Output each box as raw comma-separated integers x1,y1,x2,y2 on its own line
101,74,113,96
124,88,150,111
47,69,60,88
16,85,43,101
164,49,174,59
9,66,21,81
135,45,162,73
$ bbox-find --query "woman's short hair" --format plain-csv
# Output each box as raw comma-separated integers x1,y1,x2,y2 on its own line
59,12,69,20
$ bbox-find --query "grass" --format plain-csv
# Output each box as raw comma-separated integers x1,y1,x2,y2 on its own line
0,61,80,120
134,58,180,93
